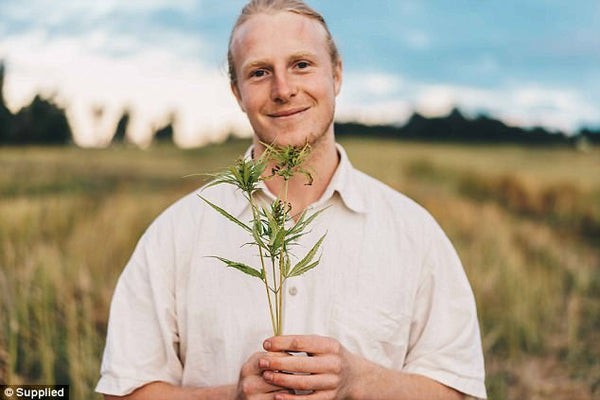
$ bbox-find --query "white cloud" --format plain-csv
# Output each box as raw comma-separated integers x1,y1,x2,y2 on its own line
337,72,410,125
1,1,597,147
3,0,198,24
411,83,599,133
415,85,457,116
0,29,250,147
337,75,598,134
341,72,403,98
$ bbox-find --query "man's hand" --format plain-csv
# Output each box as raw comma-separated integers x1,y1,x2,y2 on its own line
258,335,466,400
258,335,361,400
236,351,291,399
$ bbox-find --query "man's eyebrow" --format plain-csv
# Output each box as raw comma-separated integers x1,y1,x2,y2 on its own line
287,52,317,61
241,52,319,72
242,59,270,72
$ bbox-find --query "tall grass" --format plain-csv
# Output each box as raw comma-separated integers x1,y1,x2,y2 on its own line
0,139,598,399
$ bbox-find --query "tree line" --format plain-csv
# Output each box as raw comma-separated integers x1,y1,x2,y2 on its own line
0,61,174,147
1,61,598,147
335,108,600,146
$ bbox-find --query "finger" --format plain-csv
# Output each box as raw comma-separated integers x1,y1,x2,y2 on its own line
243,351,290,376
263,371,340,392
273,390,336,400
238,375,288,396
241,392,292,400
264,335,342,355
259,353,340,375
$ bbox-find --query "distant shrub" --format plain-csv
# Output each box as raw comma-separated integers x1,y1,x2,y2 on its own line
11,95,72,145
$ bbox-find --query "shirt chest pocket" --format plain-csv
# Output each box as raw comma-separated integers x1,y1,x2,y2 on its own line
328,302,410,370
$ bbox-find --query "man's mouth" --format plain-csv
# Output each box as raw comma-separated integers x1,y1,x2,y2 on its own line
268,107,310,118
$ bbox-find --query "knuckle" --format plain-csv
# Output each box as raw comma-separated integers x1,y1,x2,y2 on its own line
329,340,342,355
296,377,311,390
240,379,253,395
240,362,253,377
330,357,343,375
331,374,342,388
291,337,302,350
272,374,286,386
268,359,280,370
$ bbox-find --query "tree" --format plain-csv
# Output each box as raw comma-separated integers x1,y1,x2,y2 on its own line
0,60,13,144
12,95,72,145
152,112,176,145
112,109,130,145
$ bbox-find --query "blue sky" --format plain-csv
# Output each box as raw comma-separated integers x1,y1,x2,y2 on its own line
0,0,598,146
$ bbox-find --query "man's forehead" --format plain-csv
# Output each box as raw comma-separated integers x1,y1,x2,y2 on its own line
231,11,328,54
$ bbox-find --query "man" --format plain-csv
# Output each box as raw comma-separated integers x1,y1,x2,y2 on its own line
96,1,487,399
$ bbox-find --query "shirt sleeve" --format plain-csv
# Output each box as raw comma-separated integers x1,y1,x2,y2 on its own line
402,219,487,399
95,218,183,396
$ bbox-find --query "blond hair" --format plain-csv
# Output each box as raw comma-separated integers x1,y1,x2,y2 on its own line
227,0,340,86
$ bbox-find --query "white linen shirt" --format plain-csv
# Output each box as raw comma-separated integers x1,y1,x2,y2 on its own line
96,145,487,399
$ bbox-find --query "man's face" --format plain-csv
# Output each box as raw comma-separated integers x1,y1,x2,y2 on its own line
230,11,342,148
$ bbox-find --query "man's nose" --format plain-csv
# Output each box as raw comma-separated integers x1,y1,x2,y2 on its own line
271,72,297,102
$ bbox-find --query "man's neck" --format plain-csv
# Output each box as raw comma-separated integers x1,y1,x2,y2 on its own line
253,132,339,216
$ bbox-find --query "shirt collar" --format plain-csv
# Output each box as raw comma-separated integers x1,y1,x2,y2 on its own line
240,143,367,215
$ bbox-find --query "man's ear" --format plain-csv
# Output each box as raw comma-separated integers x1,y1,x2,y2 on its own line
230,81,246,113
333,59,343,96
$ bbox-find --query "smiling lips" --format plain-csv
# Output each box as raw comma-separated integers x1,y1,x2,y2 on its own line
268,107,310,118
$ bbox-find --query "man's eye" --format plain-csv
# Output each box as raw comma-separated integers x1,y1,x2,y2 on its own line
251,70,267,78
296,61,310,69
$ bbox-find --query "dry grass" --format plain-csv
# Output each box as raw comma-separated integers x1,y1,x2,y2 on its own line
0,138,598,399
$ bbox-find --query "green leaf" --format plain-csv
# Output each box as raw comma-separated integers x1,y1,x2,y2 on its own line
230,165,243,184
252,225,268,250
253,217,263,235
271,227,286,251
288,206,330,236
243,161,250,184
284,232,307,246
300,206,330,229
209,256,264,279
288,233,326,277
264,206,279,234
288,258,320,278
287,209,307,235
201,176,231,190
283,254,291,277
198,195,252,233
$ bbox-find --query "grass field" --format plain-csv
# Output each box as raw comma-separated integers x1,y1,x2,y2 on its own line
1,138,598,399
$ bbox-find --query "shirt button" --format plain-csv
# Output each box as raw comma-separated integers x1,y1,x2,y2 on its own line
288,286,298,296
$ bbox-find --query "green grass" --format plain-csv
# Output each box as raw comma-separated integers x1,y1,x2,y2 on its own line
1,138,598,399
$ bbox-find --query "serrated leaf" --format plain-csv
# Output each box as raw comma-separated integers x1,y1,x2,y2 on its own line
199,195,251,233
264,206,279,234
252,225,268,250
283,255,291,277
288,206,330,237
210,256,264,279
243,161,250,183
288,258,320,278
288,233,326,277
253,218,263,235
284,232,309,247
299,206,330,229
287,209,307,235
270,228,286,253
202,176,232,190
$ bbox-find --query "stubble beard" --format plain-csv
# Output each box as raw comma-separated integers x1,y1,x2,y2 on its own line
254,104,336,149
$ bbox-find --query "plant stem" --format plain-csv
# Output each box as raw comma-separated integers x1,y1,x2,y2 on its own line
277,180,290,335
249,192,277,336
272,257,280,336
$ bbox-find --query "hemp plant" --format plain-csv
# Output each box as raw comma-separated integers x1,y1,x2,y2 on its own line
199,143,327,336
